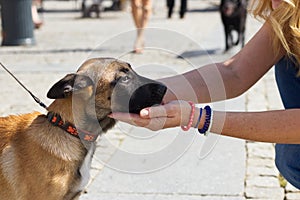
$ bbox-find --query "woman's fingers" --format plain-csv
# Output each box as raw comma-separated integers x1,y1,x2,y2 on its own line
109,100,190,130
109,113,150,127
140,105,167,119
140,100,183,119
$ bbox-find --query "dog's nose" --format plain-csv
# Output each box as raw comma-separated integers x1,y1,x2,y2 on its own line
156,84,167,97
127,82,167,114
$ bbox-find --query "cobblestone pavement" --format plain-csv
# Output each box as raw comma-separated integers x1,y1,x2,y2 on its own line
245,70,300,199
0,0,299,199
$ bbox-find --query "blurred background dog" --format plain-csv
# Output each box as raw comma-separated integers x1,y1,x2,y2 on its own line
220,0,248,51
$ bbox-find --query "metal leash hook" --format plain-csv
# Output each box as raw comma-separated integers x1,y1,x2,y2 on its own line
0,62,48,110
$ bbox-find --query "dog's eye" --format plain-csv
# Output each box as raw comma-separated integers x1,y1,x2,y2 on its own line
120,76,130,83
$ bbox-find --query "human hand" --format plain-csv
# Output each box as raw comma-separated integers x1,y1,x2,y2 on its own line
109,100,199,131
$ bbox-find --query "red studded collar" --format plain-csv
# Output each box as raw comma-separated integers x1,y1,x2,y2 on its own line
46,112,98,142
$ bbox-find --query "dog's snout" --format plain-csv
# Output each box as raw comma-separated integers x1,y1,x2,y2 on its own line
148,83,166,99
157,84,167,96
127,82,167,114
110,72,167,114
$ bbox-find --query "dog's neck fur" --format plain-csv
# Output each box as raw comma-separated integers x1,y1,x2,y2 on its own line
47,97,110,136
47,98,76,125
48,98,93,135
44,97,97,193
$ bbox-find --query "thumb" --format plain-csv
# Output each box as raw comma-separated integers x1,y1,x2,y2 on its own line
140,105,167,119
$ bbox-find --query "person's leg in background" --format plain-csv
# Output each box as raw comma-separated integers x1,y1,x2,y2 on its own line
167,0,175,18
32,0,43,29
131,0,152,53
179,0,187,19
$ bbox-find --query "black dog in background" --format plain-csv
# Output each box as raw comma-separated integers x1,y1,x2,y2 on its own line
220,0,248,51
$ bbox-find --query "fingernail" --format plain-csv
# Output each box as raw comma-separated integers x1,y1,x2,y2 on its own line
140,108,149,117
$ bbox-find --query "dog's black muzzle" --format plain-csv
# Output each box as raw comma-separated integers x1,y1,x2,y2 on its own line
111,76,167,114
129,82,167,114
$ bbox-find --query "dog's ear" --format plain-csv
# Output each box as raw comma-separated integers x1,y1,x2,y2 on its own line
47,74,94,99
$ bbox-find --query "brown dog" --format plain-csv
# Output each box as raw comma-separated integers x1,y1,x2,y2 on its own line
0,58,166,200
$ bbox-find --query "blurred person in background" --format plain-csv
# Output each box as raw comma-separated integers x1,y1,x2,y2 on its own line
32,0,43,29
131,0,152,53
167,0,187,19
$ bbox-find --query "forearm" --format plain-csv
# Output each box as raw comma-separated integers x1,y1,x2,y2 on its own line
160,62,244,103
160,22,285,104
209,109,300,144
110,102,300,144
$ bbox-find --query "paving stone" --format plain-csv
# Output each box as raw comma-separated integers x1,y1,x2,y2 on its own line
246,176,280,188
247,147,275,160
286,192,300,200
246,157,276,168
246,166,278,177
245,187,284,199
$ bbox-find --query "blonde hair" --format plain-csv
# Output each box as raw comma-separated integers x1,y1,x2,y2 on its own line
250,0,300,71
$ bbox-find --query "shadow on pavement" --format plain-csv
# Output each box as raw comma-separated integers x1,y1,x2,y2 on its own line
188,6,219,13
177,48,222,59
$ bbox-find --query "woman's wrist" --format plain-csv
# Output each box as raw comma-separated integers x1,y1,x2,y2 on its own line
193,107,206,129
181,101,195,131
180,101,213,134
198,106,212,134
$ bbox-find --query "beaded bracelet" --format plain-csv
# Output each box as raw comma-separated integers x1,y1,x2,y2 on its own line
208,108,214,133
198,105,212,135
194,107,203,128
181,101,195,131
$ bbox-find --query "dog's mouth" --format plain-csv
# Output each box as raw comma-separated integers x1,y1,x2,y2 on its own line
128,97,166,114
128,83,167,114
111,82,167,114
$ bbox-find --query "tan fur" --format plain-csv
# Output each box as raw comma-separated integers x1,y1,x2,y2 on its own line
0,87,103,199
0,107,86,200
0,58,165,200
0,58,129,200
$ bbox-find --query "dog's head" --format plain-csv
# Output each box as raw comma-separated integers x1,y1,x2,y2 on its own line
47,58,166,130
220,0,243,17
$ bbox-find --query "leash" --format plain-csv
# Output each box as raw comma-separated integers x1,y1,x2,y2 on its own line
0,62,98,142
0,62,48,110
